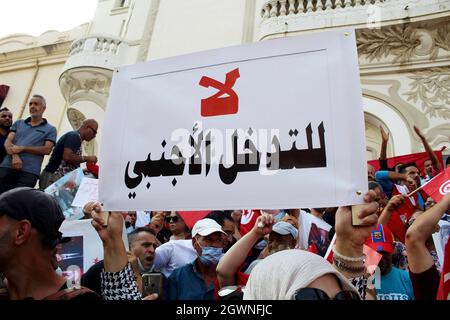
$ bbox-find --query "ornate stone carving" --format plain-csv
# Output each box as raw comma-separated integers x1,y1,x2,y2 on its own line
431,22,450,59
356,20,450,64
67,108,86,130
423,123,450,149
59,68,112,109
357,25,421,64
404,67,450,119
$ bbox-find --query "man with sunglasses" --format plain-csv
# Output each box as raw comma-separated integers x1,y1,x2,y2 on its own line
39,119,98,190
0,95,57,194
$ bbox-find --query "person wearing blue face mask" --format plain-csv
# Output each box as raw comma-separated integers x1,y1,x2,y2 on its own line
167,218,227,300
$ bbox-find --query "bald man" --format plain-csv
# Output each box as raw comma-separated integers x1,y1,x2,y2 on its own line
39,119,98,189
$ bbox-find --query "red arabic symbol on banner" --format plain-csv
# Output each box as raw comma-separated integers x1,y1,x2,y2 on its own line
199,68,240,117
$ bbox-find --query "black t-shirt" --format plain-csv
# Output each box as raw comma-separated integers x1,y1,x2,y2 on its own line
81,260,104,296
44,130,81,173
409,264,440,300
0,132,7,163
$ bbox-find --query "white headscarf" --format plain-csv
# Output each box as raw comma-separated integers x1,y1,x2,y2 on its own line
243,249,358,300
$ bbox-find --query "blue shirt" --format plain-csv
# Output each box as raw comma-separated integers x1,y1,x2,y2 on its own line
375,170,394,198
376,267,415,300
0,118,57,175
168,260,215,300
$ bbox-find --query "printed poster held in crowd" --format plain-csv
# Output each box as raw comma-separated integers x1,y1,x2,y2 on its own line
432,219,450,271
44,168,85,220
57,219,129,276
297,210,332,257
100,29,367,211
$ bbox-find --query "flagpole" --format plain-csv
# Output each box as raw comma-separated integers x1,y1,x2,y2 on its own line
406,188,420,198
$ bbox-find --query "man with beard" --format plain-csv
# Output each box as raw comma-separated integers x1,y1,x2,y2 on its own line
0,187,99,300
0,108,13,163
365,224,414,300
0,95,56,193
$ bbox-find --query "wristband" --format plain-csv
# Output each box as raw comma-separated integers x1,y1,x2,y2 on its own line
333,256,366,274
333,246,365,262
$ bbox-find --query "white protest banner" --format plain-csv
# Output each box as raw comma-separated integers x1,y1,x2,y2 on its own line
72,178,99,208
58,219,129,274
100,29,367,211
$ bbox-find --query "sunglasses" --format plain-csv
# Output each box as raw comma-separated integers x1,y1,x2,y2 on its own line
294,288,360,300
165,216,179,223
88,126,97,135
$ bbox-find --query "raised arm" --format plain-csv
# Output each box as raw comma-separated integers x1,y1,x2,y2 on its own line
414,126,441,172
333,191,379,299
378,194,405,225
406,193,450,273
216,214,274,288
91,205,128,272
90,203,143,300
379,126,390,170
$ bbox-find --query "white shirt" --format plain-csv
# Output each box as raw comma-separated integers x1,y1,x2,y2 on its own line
154,239,197,278
135,211,151,228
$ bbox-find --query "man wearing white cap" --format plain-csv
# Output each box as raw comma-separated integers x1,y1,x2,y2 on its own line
167,218,226,300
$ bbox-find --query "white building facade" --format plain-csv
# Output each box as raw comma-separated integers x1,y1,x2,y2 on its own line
0,0,449,161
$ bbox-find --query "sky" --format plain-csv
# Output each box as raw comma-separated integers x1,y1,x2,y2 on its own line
0,0,97,38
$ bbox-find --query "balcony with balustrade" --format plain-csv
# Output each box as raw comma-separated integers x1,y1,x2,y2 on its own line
59,35,129,109
259,0,450,40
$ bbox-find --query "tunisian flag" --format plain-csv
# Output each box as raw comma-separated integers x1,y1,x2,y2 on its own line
240,209,261,236
386,185,418,243
420,167,450,203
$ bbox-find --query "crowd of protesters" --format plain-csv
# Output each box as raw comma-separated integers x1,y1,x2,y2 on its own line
0,95,449,300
